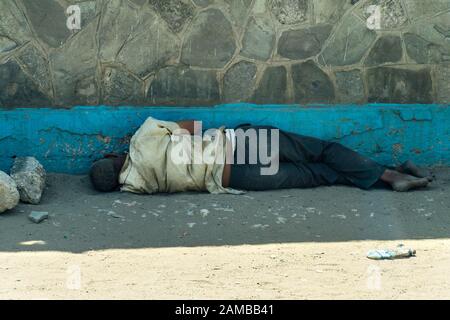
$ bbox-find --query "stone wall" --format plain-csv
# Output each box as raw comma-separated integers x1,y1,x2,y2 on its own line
0,0,450,107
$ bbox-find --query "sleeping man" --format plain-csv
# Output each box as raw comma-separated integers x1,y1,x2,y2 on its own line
89,117,432,194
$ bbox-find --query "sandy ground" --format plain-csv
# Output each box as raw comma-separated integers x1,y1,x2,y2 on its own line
1,168,449,300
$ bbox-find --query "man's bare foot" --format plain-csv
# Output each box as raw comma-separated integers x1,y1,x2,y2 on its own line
381,169,430,192
397,160,434,181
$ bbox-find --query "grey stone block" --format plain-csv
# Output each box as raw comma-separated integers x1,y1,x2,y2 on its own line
29,211,49,224
10,157,46,205
223,61,257,103
365,35,403,66
0,36,17,53
269,0,309,25
181,9,236,68
0,60,51,108
0,171,19,214
241,16,275,61
278,24,332,60
252,66,288,104
292,60,335,104
367,66,433,104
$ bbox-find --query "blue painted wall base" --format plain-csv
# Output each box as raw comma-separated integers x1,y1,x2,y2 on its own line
0,104,449,174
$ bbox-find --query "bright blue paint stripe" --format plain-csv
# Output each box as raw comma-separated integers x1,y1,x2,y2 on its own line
1,104,449,173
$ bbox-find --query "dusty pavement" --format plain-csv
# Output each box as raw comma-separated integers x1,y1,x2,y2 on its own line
0,168,449,299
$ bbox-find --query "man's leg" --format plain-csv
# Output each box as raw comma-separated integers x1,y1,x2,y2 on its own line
229,162,349,191
235,125,385,189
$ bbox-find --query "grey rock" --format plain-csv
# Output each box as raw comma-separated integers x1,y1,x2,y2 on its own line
148,66,220,105
0,0,33,45
357,0,408,29
278,24,332,60
223,61,257,102
314,0,350,23
0,171,19,214
0,36,17,53
252,66,288,104
269,0,309,25
192,0,213,7
75,76,98,106
292,60,335,104
0,60,51,107
29,211,49,224
15,44,53,95
129,0,147,6
74,1,99,29
367,67,433,104
98,0,147,61
21,0,71,48
10,157,46,205
335,70,366,104
321,14,376,66
403,0,450,20
99,1,179,77
149,0,195,33
436,64,450,104
225,0,253,30
365,35,403,66
116,21,179,77
181,9,236,68
50,21,97,106
241,16,276,61
404,33,444,64
102,67,143,105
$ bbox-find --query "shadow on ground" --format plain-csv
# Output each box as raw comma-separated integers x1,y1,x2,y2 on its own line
0,169,449,253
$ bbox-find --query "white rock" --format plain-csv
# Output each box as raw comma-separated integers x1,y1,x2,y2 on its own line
10,157,46,204
0,171,20,213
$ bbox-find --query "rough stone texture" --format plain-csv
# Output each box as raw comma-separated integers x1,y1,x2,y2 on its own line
357,0,408,29
223,61,257,102
335,70,366,104
292,60,334,104
0,36,17,53
278,24,332,60
21,0,71,48
436,65,450,104
403,0,450,20
149,0,195,33
10,157,46,205
404,33,443,64
269,0,309,25
314,0,350,23
321,14,377,66
367,67,433,104
181,9,236,68
102,67,143,105
0,0,32,45
16,44,53,96
0,171,19,214
0,0,449,106
148,66,220,105
225,0,253,30
0,60,51,107
50,21,98,106
252,66,288,104
365,35,403,66
241,16,276,61
29,211,49,223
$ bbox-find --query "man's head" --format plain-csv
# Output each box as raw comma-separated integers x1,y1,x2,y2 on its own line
89,154,126,192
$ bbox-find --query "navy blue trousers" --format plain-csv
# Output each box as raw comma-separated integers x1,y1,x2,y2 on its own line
229,125,386,191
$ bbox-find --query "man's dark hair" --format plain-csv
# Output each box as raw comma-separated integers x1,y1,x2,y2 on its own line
89,158,121,192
